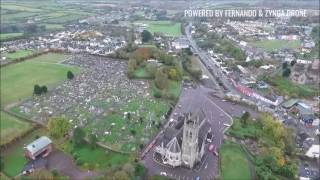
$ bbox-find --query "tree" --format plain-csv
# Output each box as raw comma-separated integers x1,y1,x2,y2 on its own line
146,62,157,78
290,60,296,66
41,85,48,94
241,111,250,127
88,134,98,149
127,59,137,78
67,71,74,79
34,84,42,95
122,163,135,176
73,127,86,145
130,129,136,136
282,62,288,69
134,163,146,177
141,30,152,42
168,68,178,80
48,117,70,139
155,69,169,90
282,68,291,77
113,170,130,180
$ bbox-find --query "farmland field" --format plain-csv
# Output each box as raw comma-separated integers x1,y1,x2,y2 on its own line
2,49,34,60
0,111,33,145
220,142,251,180
135,21,182,37
0,53,80,107
0,33,23,41
250,39,301,52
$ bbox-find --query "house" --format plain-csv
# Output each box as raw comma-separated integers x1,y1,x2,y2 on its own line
291,60,320,85
172,37,189,50
24,136,53,160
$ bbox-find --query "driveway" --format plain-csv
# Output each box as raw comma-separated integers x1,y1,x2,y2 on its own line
24,149,102,180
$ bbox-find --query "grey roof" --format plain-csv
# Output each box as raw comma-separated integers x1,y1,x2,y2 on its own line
25,136,52,155
282,99,299,108
166,137,181,153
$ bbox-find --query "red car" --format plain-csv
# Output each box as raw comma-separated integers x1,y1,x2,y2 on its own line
208,144,219,156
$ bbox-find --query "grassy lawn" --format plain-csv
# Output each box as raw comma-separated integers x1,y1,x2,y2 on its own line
1,128,46,177
251,39,301,52
0,111,33,145
265,76,318,98
0,53,80,107
43,23,65,30
2,49,34,60
220,141,251,180
133,67,152,79
61,141,130,170
227,118,259,139
0,33,23,41
135,21,182,37
152,80,182,100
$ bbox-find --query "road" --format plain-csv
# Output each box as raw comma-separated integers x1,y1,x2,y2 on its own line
185,23,237,95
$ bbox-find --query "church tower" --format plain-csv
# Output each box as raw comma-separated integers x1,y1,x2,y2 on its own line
181,112,201,168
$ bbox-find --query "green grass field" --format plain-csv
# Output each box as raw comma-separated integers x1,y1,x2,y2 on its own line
136,21,182,37
133,67,152,79
220,142,251,180
251,39,301,52
0,33,23,41
2,128,46,177
0,111,33,145
2,50,34,60
0,53,80,107
62,141,129,169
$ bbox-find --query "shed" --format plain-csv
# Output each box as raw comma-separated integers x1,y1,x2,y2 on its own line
24,136,53,160
282,99,299,109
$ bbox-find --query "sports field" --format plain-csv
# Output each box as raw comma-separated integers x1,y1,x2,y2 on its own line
250,39,301,52
220,142,251,180
0,111,33,145
136,21,182,37
0,53,80,107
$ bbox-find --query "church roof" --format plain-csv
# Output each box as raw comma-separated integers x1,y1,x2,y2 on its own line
166,137,181,153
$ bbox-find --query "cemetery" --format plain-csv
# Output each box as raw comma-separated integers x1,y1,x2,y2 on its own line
12,54,170,153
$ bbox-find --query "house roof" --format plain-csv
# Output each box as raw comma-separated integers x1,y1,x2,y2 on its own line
282,99,299,108
25,136,52,155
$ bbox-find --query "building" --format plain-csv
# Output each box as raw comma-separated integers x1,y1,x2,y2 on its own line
155,110,212,169
24,136,53,160
291,60,320,85
172,37,190,50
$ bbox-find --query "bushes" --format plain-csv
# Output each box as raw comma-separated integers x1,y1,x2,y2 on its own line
33,84,48,95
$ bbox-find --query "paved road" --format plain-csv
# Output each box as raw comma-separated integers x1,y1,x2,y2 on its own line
185,23,237,95
143,84,246,180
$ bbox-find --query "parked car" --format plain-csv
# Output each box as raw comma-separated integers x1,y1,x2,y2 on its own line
160,172,167,176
